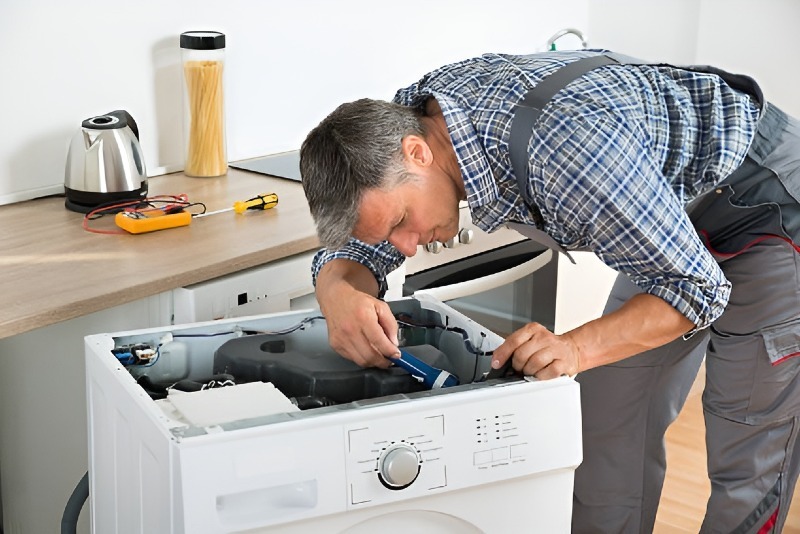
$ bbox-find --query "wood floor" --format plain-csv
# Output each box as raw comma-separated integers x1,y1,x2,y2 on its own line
655,363,800,532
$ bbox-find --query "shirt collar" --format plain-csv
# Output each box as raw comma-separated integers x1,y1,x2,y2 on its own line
432,92,500,211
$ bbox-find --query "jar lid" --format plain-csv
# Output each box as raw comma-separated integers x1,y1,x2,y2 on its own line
180,31,225,50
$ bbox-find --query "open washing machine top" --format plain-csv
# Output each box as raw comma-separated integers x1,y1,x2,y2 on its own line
107,295,510,438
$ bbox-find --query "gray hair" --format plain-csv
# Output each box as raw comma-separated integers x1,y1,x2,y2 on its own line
300,98,425,249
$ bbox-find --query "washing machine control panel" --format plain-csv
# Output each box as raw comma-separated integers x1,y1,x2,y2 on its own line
343,381,582,509
346,413,446,505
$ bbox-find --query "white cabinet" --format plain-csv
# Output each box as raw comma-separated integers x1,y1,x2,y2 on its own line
0,292,172,534
173,251,319,324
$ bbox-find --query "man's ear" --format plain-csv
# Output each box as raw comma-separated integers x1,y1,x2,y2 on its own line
401,135,433,169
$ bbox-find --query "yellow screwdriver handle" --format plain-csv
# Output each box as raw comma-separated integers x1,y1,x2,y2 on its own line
233,193,279,214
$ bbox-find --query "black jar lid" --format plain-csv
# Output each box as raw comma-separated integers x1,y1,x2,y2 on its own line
180,31,225,50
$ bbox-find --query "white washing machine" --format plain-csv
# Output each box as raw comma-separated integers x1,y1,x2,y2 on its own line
85,294,581,533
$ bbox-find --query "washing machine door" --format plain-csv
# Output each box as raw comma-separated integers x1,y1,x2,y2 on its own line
342,510,482,533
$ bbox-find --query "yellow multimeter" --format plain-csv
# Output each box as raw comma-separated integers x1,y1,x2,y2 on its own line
114,210,192,234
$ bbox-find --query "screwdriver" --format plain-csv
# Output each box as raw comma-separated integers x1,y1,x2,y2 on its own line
389,350,460,389
195,193,279,218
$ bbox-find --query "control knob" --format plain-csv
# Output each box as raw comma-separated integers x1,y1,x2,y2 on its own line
378,443,421,489
425,241,443,254
458,228,474,244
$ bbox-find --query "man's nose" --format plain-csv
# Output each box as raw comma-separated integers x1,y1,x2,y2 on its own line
388,232,419,257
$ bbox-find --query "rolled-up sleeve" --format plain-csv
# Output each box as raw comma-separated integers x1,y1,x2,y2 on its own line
310,239,406,298
537,111,731,331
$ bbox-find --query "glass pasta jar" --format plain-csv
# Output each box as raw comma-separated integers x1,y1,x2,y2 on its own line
180,31,227,177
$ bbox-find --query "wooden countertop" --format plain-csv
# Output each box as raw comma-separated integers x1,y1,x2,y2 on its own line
0,168,321,339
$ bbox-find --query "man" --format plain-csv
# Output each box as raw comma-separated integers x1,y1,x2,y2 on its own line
299,49,800,533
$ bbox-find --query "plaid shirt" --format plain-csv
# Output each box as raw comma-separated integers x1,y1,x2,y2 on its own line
312,50,761,330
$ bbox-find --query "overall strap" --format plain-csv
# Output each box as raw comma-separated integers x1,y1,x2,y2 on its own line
508,53,632,263
509,54,620,190
507,51,765,262
509,51,760,208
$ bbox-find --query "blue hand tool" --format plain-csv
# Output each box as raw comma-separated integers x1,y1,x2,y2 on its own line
391,350,460,389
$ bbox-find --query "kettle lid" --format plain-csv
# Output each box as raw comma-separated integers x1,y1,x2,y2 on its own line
81,110,139,140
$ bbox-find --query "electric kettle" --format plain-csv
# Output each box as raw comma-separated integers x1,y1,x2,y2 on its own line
64,110,148,213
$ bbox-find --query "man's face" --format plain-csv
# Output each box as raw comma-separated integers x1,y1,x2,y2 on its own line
352,172,461,257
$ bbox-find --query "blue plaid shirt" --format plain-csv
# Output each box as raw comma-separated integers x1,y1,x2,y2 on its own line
312,50,761,330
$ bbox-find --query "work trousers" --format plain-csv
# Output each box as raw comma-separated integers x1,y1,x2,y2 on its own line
572,104,800,533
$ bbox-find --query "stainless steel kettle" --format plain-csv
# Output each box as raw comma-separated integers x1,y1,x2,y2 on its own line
64,110,148,212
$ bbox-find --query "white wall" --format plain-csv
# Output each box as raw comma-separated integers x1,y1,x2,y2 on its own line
587,0,701,64
587,0,800,116
0,0,588,205
9,0,795,208
695,0,799,117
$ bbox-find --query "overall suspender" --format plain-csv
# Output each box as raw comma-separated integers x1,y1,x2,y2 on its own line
507,53,643,263
509,54,625,194
506,52,766,262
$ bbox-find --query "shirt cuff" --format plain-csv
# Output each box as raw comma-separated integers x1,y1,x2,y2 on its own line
647,276,731,335
310,240,405,298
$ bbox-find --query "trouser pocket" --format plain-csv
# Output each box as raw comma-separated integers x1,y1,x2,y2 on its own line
763,316,800,366
750,317,800,421
706,317,800,424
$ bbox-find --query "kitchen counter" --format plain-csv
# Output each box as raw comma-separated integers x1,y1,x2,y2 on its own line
0,168,321,339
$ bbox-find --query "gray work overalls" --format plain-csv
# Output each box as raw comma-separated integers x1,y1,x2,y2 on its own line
509,52,800,533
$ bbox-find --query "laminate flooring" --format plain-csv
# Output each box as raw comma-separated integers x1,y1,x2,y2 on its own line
655,363,800,532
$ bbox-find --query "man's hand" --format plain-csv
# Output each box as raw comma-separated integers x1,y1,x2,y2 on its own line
491,323,581,380
323,290,400,368
315,259,400,368
492,293,695,380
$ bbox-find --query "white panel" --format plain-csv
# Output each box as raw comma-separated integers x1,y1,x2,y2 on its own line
554,252,617,335
695,0,800,116
587,0,701,63
85,333,176,534
587,0,800,116
172,250,317,323
0,0,588,204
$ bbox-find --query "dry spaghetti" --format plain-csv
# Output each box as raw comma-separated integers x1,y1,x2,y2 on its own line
184,60,227,177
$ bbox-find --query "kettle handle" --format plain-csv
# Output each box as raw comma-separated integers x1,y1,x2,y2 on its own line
105,110,140,140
